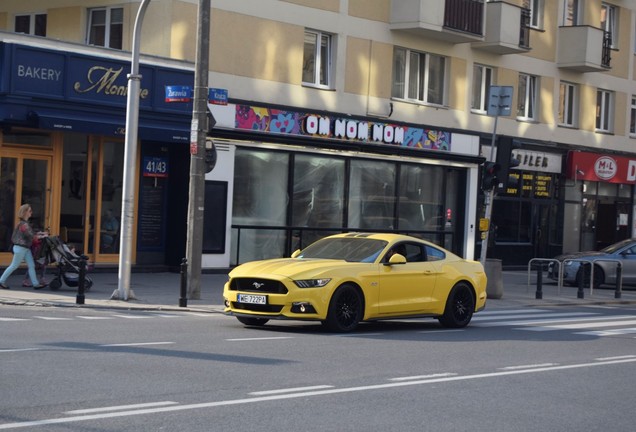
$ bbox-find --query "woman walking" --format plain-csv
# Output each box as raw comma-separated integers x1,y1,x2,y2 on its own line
0,204,47,290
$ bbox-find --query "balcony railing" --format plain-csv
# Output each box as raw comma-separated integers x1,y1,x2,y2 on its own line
519,8,531,48
443,0,484,36
602,31,612,68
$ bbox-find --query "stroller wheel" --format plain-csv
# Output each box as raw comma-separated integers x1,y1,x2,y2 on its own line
84,278,93,292
49,279,62,291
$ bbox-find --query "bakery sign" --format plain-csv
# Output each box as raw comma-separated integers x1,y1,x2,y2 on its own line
567,151,636,184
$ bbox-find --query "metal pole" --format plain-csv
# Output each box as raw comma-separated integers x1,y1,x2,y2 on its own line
186,0,211,300
113,0,151,301
479,113,498,266
179,258,188,307
76,257,86,305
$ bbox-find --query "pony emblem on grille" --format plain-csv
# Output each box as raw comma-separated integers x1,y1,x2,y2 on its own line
252,282,265,289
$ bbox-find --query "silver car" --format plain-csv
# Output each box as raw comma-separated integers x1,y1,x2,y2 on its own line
548,239,636,288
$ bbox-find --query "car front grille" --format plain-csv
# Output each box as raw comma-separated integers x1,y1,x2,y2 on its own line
229,278,288,294
231,302,284,313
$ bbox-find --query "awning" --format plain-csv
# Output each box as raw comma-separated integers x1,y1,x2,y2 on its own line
28,110,189,144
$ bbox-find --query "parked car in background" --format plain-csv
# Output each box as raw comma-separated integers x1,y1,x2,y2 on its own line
548,239,636,288
223,232,487,332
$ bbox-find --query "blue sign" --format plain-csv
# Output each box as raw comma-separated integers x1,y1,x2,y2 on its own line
142,156,169,178
208,88,228,105
165,85,192,103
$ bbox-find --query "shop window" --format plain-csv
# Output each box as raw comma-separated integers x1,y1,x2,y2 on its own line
558,81,578,127
595,89,613,133
392,47,446,106
601,3,617,49
87,7,123,49
398,164,443,231
517,73,537,121
202,181,227,254
302,29,333,88
15,13,47,36
471,64,493,113
492,201,532,243
348,160,396,230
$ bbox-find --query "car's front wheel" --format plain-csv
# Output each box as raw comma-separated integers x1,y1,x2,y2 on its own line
322,284,363,332
575,265,605,289
236,316,269,326
438,282,475,328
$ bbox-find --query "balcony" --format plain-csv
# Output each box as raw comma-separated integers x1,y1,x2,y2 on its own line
472,2,531,54
390,0,484,44
557,26,611,72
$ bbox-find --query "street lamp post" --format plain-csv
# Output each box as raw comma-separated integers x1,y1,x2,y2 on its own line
112,0,152,301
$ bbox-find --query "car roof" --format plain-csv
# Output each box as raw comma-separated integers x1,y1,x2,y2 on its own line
326,232,436,246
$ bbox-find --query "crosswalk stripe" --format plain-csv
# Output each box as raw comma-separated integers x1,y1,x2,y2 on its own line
33,316,73,321
76,316,114,320
522,319,636,331
473,312,597,322
0,317,30,321
474,313,615,327
111,314,154,319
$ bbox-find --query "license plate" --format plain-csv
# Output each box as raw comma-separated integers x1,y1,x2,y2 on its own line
238,294,267,305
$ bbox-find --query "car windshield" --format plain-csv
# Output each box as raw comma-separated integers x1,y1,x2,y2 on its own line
601,239,634,254
298,238,388,262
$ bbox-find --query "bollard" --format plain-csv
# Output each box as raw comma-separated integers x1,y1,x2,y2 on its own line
76,257,86,305
535,265,543,299
615,263,622,299
577,263,588,299
179,258,188,307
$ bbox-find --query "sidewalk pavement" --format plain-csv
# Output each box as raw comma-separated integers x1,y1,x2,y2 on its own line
1,270,636,314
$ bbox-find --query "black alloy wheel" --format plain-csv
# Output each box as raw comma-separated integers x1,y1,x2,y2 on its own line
438,282,475,328
323,284,363,332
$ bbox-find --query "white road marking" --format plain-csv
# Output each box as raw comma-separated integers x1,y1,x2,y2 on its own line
478,309,550,316
478,314,634,328
65,401,178,415
389,373,457,381
577,328,636,337
0,348,40,353
499,363,558,371
249,385,334,395
0,317,30,322
2,357,635,430
522,319,636,331
596,355,636,361
226,336,294,342
100,342,175,347
111,314,154,319
33,316,73,321
418,329,463,334
473,312,598,323
76,316,114,320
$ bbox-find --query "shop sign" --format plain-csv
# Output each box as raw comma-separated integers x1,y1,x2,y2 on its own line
234,104,451,151
568,151,636,184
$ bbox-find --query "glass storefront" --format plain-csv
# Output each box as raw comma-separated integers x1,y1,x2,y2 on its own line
230,146,466,265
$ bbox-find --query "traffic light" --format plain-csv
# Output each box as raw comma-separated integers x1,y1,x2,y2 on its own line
482,161,500,191
496,137,521,189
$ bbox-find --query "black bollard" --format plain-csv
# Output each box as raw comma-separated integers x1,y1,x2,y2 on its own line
179,258,188,307
577,263,587,299
76,257,86,305
615,263,622,299
535,265,543,299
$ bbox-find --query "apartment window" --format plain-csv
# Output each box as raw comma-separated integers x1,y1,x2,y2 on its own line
87,7,123,49
558,82,577,127
302,30,332,88
15,13,47,36
562,0,580,26
595,89,613,132
471,64,493,113
523,0,543,28
601,3,617,48
392,47,446,105
629,96,636,136
517,73,537,120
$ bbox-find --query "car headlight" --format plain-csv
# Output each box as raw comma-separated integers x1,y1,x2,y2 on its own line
294,278,331,288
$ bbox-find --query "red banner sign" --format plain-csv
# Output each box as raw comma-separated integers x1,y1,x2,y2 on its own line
567,151,636,184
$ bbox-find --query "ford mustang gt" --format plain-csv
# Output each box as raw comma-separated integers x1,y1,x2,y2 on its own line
223,233,487,332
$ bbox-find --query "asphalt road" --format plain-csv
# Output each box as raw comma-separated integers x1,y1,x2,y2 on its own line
2,304,636,431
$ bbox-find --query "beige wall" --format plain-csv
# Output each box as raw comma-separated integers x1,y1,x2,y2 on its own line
210,10,302,84
348,0,389,23
605,7,631,79
169,1,197,61
47,7,83,42
0,12,7,31
280,0,339,12
344,38,392,99
522,0,558,62
449,57,467,112
614,91,627,137
579,84,597,132
539,76,554,125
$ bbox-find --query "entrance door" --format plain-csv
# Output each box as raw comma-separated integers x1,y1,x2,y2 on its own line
533,203,550,258
0,153,52,254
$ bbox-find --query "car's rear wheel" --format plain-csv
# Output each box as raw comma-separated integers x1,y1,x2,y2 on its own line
236,316,269,326
322,284,363,332
438,282,475,328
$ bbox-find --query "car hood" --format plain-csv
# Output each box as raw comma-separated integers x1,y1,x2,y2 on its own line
555,251,608,261
229,258,363,280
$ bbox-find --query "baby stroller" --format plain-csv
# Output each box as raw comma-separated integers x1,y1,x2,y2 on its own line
43,236,93,291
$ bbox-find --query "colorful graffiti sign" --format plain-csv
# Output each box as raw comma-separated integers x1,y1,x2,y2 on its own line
235,105,450,151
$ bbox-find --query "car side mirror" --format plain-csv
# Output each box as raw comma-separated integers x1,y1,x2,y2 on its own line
291,249,302,258
384,253,406,266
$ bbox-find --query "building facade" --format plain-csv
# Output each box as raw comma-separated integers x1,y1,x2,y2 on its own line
0,0,635,270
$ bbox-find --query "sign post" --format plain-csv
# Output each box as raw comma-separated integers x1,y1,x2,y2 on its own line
480,86,513,266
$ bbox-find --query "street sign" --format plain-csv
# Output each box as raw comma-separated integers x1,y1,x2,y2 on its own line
487,86,513,116
165,85,192,102
208,88,228,105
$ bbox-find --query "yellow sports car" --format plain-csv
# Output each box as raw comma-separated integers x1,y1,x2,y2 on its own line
223,233,487,332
